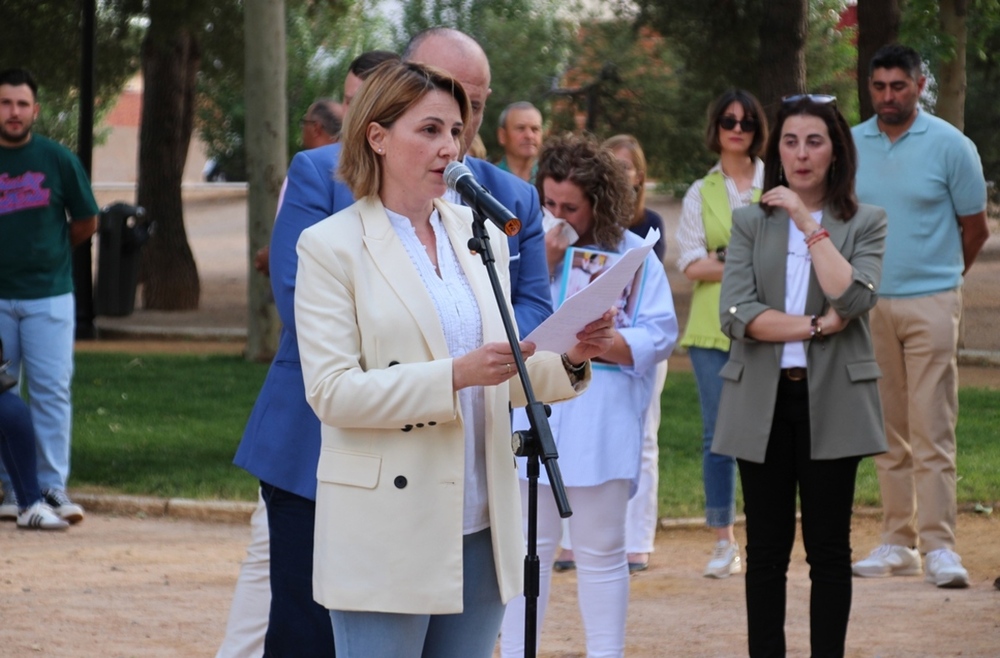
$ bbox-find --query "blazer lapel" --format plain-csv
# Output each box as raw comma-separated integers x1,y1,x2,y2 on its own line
358,197,450,360
760,209,789,313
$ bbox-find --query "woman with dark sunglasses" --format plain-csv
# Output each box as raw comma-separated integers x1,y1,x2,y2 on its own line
675,89,768,578
713,95,888,657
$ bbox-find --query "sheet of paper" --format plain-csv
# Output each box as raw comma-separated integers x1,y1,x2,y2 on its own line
525,228,659,354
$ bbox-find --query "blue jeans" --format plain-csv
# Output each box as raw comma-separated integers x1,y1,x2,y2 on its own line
688,346,737,528
0,294,75,493
330,528,506,658
0,392,43,506
260,482,335,657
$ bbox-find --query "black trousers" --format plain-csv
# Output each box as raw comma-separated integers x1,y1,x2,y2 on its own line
737,377,861,658
260,482,336,657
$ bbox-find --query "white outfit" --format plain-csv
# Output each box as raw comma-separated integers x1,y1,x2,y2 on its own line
215,492,269,658
625,358,669,554
500,231,677,657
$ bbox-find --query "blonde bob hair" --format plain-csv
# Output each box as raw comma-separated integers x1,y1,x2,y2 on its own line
339,61,471,199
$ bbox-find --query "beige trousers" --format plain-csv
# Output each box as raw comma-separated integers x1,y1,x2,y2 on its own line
870,289,962,553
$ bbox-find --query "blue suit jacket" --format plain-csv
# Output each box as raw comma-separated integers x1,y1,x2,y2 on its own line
233,145,552,500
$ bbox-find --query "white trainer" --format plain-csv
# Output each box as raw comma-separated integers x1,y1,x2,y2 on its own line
16,501,69,531
852,544,921,578
43,488,85,524
924,548,969,588
0,490,19,521
704,540,742,579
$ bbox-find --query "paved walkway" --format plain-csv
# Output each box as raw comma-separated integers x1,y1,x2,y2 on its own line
90,189,1000,361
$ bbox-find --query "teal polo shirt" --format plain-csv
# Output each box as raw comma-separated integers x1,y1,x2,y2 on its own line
852,110,986,298
0,135,98,299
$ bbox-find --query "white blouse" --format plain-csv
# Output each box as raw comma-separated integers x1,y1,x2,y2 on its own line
780,210,824,369
386,207,489,534
675,159,765,273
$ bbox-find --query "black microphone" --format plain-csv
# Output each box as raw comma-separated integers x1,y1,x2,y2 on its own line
444,161,521,236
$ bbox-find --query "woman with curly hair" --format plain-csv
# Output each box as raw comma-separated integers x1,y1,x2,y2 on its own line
499,134,678,658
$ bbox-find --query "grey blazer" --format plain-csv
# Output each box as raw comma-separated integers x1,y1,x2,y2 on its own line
712,202,889,463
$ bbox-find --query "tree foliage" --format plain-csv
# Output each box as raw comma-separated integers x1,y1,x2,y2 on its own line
197,0,384,180
632,0,858,184
0,1,142,151
394,0,579,160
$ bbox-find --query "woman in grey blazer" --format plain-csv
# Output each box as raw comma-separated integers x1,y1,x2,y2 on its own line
714,95,888,657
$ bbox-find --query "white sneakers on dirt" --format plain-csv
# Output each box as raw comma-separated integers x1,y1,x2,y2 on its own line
16,500,69,531
924,548,969,588
43,488,85,524
852,544,922,577
704,540,742,579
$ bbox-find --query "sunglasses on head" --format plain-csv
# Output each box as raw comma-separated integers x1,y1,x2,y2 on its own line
782,94,837,107
718,115,758,132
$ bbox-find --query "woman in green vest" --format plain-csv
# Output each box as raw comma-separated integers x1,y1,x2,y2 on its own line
675,89,767,578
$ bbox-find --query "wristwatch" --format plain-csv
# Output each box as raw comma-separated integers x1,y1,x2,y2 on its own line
561,353,587,385
715,246,727,263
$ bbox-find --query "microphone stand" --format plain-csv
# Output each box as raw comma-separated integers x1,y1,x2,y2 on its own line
466,210,571,658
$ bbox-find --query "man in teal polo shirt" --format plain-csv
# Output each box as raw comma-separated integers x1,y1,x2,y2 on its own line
850,45,989,588
0,68,98,524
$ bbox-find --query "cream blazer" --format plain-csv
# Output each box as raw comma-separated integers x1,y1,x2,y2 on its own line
295,197,588,614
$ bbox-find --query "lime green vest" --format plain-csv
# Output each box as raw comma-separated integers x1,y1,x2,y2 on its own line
680,171,761,351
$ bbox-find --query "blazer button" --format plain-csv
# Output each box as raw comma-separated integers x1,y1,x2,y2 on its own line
402,424,413,432
416,423,424,428
428,421,436,426
867,283,874,290
394,476,407,489
729,306,738,314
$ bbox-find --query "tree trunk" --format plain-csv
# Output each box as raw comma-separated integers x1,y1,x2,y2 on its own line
757,0,807,121
244,0,286,362
857,0,902,121
937,0,968,130
136,10,201,310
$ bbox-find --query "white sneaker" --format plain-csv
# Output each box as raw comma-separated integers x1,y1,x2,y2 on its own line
704,540,742,578
852,544,921,578
43,488,85,524
16,501,69,531
924,548,969,588
0,490,19,521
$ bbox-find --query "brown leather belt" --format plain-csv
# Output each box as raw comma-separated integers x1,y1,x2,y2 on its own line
781,367,807,381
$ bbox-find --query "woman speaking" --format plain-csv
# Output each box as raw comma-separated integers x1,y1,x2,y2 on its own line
293,61,615,658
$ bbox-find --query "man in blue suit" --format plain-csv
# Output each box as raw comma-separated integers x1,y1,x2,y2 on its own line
227,33,552,657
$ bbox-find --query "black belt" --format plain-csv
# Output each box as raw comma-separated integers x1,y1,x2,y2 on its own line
781,367,807,381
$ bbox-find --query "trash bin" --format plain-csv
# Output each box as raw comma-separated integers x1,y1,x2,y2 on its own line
95,202,153,317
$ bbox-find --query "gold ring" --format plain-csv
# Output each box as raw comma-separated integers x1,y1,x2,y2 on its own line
506,363,511,374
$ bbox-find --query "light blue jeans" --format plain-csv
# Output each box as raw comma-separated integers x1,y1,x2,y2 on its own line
688,346,737,528
329,528,506,658
0,293,76,493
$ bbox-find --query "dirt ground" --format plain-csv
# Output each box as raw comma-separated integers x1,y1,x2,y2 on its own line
1,511,998,657
0,192,995,657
